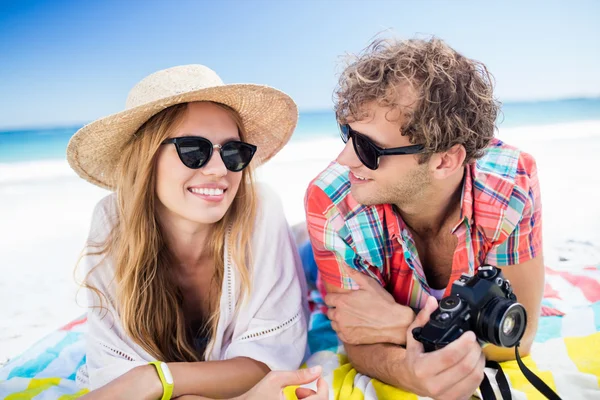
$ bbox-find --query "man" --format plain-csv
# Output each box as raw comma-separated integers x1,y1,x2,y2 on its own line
304,37,544,399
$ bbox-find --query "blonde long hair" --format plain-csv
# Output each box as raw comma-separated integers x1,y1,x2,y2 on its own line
83,102,257,361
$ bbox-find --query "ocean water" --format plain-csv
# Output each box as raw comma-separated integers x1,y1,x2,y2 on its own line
2,97,600,164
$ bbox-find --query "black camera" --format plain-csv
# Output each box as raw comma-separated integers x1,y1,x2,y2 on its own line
412,265,527,352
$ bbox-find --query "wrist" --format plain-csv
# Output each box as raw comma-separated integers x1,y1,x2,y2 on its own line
386,304,415,345
389,351,418,394
137,364,166,400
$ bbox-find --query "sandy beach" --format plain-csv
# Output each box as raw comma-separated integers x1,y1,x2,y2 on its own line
1,120,599,363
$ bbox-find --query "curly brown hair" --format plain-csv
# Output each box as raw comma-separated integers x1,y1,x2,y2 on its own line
335,37,501,163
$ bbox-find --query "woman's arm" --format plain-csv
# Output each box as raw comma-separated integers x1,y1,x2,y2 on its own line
167,357,270,398
82,357,269,400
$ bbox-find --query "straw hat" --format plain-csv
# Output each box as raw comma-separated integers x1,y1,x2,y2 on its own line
66,64,298,190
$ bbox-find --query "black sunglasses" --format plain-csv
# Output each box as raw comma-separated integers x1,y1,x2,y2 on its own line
339,124,425,170
162,136,257,172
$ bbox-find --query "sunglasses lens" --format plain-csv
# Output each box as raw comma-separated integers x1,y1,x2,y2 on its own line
221,141,256,172
353,134,378,170
177,138,212,169
339,124,350,143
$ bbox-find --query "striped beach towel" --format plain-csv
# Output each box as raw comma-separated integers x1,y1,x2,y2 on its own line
1,264,599,399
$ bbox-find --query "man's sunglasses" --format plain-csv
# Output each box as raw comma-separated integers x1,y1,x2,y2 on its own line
339,124,425,170
161,136,257,172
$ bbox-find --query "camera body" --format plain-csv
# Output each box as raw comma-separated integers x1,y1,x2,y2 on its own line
412,265,527,352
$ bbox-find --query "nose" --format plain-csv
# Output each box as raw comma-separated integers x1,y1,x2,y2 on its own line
200,144,228,177
336,138,362,168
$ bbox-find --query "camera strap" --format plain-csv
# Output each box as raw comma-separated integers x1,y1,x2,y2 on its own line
478,344,563,400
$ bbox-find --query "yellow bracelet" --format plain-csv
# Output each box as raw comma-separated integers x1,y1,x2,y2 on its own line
148,361,174,400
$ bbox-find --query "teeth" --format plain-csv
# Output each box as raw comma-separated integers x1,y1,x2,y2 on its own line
353,173,367,180
190,188,224,196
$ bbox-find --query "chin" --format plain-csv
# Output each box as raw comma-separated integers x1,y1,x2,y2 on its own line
350,186,378,206
192,211,227,225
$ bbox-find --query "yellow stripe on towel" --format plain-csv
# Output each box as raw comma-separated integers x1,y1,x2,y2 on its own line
496,356,557,399
5,377,61,400
564,333,600,387
58,388,89,399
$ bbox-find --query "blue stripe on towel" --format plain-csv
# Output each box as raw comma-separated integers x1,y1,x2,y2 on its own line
592,302,600,331
535,315,564,343
67,355,86,381
8,332,81,379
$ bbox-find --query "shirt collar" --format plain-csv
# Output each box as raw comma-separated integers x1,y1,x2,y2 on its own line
452,164,474,233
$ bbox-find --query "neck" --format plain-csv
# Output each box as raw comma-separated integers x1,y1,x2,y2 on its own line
395,167,465,237
158,211,214,271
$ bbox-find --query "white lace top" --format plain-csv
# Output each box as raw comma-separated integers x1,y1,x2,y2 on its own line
77,186,309,390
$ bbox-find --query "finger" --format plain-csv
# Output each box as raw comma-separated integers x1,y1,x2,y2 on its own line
302,378,329,400
270,366,323,388
406,296,438,353
295,387,317,399
425,331,479,376
306,378,329,400
330,320,340,333
342,264,375,289
326,307,338,322
316,377,329,396
440,351,485,400
324,293,341,307
423,334,482,394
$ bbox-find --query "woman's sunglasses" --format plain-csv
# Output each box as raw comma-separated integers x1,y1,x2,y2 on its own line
162,136,257,172
339,124,425,170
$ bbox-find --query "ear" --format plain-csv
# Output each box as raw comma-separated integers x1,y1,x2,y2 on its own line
430,144,466,180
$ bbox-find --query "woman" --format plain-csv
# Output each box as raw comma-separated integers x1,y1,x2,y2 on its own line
69,65,327,400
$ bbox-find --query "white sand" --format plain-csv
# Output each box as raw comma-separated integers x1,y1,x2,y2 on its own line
1,120,599,362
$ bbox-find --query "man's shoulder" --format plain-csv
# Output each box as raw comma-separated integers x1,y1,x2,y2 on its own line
471,139,539,243
474,138,537,195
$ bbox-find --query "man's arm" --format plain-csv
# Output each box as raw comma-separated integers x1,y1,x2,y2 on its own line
324,281,409,388
483,255,544,362
483,154,544,362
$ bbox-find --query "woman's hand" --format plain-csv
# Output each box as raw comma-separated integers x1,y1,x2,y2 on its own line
234,366,328,400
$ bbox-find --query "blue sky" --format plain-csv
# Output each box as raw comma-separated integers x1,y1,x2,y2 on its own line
0,0,599,129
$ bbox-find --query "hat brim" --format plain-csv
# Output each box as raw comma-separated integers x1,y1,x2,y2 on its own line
66,84,298,190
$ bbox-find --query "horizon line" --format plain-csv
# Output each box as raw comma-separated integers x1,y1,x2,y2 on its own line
1,95,599,133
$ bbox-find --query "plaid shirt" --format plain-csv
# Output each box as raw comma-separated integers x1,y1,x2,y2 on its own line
305,139,543,309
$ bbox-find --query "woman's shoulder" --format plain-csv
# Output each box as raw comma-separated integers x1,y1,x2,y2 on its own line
88,194,118,238
92,193,118,221
254,183,289,228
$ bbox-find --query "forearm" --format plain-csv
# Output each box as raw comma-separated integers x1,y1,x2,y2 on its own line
345,342,415,392
169,357,270,398
83,357,268,400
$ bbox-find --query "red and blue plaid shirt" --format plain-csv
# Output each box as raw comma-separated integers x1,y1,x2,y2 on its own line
305,139,543,309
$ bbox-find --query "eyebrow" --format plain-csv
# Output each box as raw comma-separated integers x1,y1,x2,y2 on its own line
175,134,241,143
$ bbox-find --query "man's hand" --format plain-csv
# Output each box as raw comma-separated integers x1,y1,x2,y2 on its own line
401,296,485,400
324,265,415,345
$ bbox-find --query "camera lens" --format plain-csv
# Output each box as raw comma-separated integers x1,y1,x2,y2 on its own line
502,314,516,335
477,298,527,347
